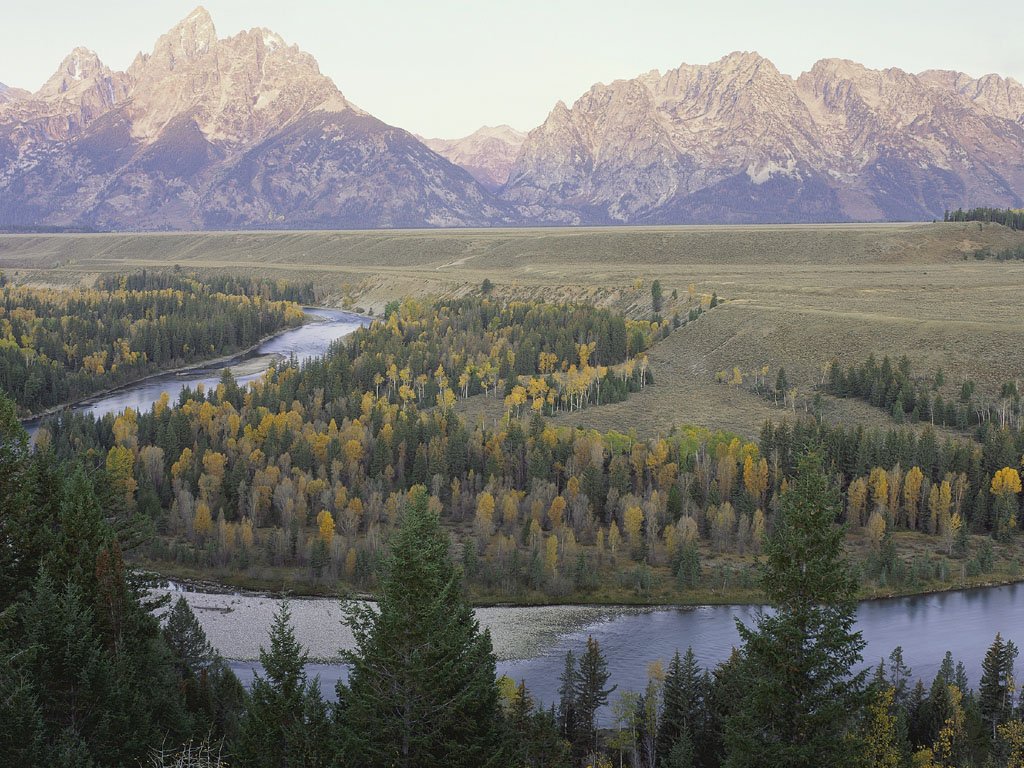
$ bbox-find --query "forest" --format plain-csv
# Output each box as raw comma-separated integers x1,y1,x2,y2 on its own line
0,271,308,414
6,401,1024,768
944,207,1024,231
826,353,1022,432
28,296,1024,604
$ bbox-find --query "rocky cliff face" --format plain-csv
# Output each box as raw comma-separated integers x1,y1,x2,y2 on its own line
0,7,509,229
503,52,1024,223
423,126,527,190
3,18,1024,229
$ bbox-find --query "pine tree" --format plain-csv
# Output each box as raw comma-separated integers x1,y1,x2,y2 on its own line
236,601,330,768
724,453,868,768
557,649,579,747
575,635,616,758
337,485,505,767
657,648,705,767
979,632,1019,740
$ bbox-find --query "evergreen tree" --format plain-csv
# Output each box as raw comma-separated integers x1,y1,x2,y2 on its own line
724,453,868,768
163,596,247,744
574,635,616,758
557,650,579,747
337,485,505,767
651,280,664,314
236,601,330,768
979,632,1019,740
657,648,705,767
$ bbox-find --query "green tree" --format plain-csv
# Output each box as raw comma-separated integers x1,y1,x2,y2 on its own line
651,280,664,314
236,601,331,768
575,635,616,758
724,453,868,768
979,632,1019,740
337,485,505,767
657,648,705,767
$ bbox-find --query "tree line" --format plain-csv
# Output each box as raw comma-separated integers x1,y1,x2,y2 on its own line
945,207,1024,231
94,269,316,304
0,274,307,414
826,353,1022,431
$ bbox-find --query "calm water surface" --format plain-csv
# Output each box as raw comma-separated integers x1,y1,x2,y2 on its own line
25,308,368,433
217,583,1024,725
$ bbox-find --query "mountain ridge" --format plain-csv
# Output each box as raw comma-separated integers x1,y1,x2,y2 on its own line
2,13,1023,229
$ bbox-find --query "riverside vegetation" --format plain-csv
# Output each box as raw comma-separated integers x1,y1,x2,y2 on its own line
7,406,1024,767
27,286,1024,604
0,271,311,415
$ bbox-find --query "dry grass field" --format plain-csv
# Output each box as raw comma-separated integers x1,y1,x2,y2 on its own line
2,221,1023,438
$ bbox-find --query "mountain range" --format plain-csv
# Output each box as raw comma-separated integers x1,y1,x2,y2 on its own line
1,7,1022,230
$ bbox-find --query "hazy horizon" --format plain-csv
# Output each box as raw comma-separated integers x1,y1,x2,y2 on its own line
2,0,1022,137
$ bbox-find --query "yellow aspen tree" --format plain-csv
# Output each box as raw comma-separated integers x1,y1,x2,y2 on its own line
475,492,495,539
904,466,924,530
624,506,644,545
743,455,757,498
502,493,519,528
663,523,677,554
240,517,255,550
528,519,542,548
678,516,698,544
996,721,1024,768
944,513,962,555
928,481,952,535
751,509,766,554
992,467,1023,496
717,454,737,500
545,534,559,575
112,408,139,451
170,447,193,483
343,498,364,537
548,495,567,529
869,467,889,512
316,510,336,543
847,477,868,526
193,501,213,540
608,521,622,554
991,467,1022,539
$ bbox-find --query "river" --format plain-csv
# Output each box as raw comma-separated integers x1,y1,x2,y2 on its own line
25,307,369,434
32,303,1023,723
156,582,1024,725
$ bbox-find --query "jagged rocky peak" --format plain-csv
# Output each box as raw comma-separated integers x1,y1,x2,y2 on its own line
37,47,116,98
142,5,217,73
124,6,352,146
506,53,1024,223
424,125,527,189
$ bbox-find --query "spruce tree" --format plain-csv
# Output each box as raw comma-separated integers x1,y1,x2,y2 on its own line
657,648,705,767
979,632,1019,740
724,453,868,768
236,601,330,768
575,635,615,758
557,650,579,746
337,485,505,768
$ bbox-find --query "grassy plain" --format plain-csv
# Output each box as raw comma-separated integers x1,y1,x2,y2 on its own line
2,221,1023,441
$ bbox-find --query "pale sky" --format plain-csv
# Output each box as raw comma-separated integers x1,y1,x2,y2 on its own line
2,1,1022,138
